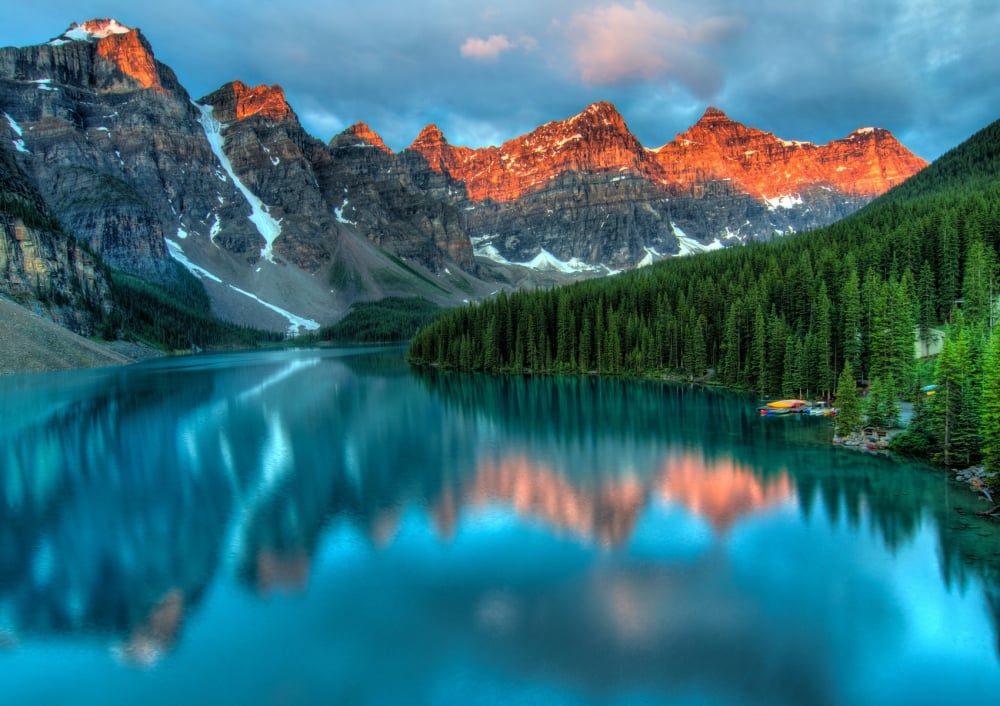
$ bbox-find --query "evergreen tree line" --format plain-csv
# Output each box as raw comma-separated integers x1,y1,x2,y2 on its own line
408,118,1000,478
109,269,284,350
299,297,442,345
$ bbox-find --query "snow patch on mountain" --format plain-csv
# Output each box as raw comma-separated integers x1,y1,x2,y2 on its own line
555,134,583,149
165,238,222,283
672,223,725,257
472,236,606,273
524,249,596,273
334,199,355,225
166,236,319,335
226,284,320,335
764,194,803,211
50,19,133,45
4,113,30,153
196,102,283,262
209,214,221,243
637,246,665,268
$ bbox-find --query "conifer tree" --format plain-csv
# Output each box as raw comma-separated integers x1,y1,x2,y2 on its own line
981,329,1000,486
814,281,834,397
834,362,862,437
930,313,983,465
962,238,997,328
864,376,899,429
749,305,767,395
916,260,937,345
840,267,863,384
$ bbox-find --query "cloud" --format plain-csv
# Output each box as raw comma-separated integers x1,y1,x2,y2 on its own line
460,33,537,62
568,1,743,96
460,34,513,61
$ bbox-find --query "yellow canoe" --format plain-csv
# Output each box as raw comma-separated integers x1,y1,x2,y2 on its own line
765,399,809,409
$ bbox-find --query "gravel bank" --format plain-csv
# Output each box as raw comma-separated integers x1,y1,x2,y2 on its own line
0,296,135,375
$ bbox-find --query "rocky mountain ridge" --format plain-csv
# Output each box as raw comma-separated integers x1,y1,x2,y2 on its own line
0,18,929,334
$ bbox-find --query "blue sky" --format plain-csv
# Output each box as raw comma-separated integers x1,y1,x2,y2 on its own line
6,1,999,160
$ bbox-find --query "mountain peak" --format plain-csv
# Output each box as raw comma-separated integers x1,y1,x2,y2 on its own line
199,81,294,123
410,123,448,150
47,19,165,91
696,106,732,124
229,81,293,121
568,101,627,131
846,126,886,140
49,19,135,45
344,122,392,153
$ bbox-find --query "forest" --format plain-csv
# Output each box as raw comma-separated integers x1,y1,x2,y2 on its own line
298,297,442,345
110,268,284,350
408,117,1000,483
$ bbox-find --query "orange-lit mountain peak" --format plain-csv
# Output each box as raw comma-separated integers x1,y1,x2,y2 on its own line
568,100,629,129
345,122,392,153
656,454,793,533
408,123,475,176
694,105,733,125
91,26,163,91
407,101,654,202
67,19,135,38
654,107,927,199
410,123,449,150
228,81,294,121
401,102,924,205
51,20,163,92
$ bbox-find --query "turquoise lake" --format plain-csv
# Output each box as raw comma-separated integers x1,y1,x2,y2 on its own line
1,346,999,705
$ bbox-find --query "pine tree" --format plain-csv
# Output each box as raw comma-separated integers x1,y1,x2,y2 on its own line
721,304,741,386
981,329,1000,487
749,305,767,395
916,260,937,345
782,335,802,398
834,362,863,437
930,313,983,465
813,281,834,398
864,376,899,429
962,238,997,328
840,266,863,376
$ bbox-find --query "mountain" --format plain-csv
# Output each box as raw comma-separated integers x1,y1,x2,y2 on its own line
0,20,488,335
389,102,926,270
652,106,925,200
0,18,928,338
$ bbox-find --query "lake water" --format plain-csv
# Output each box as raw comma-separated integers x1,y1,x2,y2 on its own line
1,347,999,705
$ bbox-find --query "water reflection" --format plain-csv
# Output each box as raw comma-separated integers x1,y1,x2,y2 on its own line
656,452,793,533
0,349,998,702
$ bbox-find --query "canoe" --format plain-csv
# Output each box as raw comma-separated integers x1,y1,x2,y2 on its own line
765,399,808,409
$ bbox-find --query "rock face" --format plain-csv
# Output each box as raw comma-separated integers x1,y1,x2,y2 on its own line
0,140,112,334
323,125,474,272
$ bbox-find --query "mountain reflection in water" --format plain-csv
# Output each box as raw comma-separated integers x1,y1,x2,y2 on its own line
0,348,998,705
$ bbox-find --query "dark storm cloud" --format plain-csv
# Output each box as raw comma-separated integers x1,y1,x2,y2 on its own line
5,1,999,158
